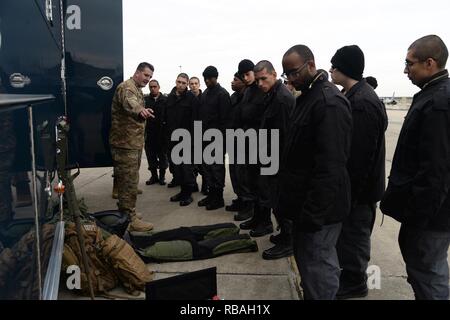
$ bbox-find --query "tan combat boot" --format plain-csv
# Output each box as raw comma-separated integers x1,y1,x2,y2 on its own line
128,213,154,232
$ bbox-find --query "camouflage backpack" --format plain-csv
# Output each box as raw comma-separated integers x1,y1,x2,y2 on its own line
62,222,118,295
100,234,153,295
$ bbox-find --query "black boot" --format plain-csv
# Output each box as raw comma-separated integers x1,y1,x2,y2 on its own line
234,201,254,221
206,188,224,211
146,169,159,185
240,203,260,230
262,219,294,259
179,186,193,206
170,191,183,202
270,218,293,245
198,195,210,207
225,198,244,212
250,223,273,237
336,271,369,299
262,243,293,260
269,233,283,245
249,206,273,237
167,177,179,188
201,182,209,195
159,169,166,185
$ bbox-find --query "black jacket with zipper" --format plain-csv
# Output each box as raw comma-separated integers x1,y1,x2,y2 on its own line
381,70,450,231
277,73,353,232
345,79,388,205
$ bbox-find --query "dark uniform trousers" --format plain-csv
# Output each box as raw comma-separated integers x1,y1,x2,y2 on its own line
236,163,253,202
240,163,270,204
202,144,225,192
169,143,196,191
144,137,168,171
202,162,225,192
111,147,141,215
336,203,377,287
249,164,272,224
228,163,241,197
293,222,343,300
228,142,244,198
399,224,450,300
172,163,196,191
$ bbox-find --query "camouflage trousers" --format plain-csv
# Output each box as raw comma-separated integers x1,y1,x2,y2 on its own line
0,152,14,225
111,147,142,215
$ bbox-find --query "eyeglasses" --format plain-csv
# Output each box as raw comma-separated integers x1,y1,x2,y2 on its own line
404,57,437,69
281,61,309,80
404,60,422,68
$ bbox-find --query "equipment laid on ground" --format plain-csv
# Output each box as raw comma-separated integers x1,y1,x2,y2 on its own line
130,223,258,262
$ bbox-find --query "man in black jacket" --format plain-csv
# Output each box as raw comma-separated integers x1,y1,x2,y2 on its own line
165,73,199,206
329,45,388,299
197,66,231,210
189,76,206,194
278,45,352,300
144,80,169,186
239,60,295,257
380,35,450,300
226,72,246,212
233,59,268,233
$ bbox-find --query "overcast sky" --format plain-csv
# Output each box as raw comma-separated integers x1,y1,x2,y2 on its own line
123,0,449,97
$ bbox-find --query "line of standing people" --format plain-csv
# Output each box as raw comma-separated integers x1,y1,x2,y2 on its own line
109,34,450,300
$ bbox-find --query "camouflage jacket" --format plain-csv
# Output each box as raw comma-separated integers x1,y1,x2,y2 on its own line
109,78,146,150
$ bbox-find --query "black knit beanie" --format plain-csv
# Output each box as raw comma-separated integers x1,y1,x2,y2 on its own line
202,66,218,79
365,76,378,89
238,59,255,75
331,45,365,81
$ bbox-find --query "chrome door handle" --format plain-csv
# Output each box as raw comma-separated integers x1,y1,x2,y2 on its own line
97,76,114,90
10,73,31,88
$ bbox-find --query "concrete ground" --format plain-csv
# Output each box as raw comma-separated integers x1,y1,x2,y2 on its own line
62,109,449,300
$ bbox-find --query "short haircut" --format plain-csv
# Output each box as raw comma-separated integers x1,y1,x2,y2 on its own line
137,62,154,72
177,73,189,81
149,79,160,87
189,77,200,83
365,76,378,89
283,45,315,62
409,35,448,68
254,60,275,73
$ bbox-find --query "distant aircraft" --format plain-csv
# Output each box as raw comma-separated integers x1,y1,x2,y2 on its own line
382,92,397,105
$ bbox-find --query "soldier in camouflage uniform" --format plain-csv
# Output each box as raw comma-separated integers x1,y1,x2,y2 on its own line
109,62,155,232
0,111,16,228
